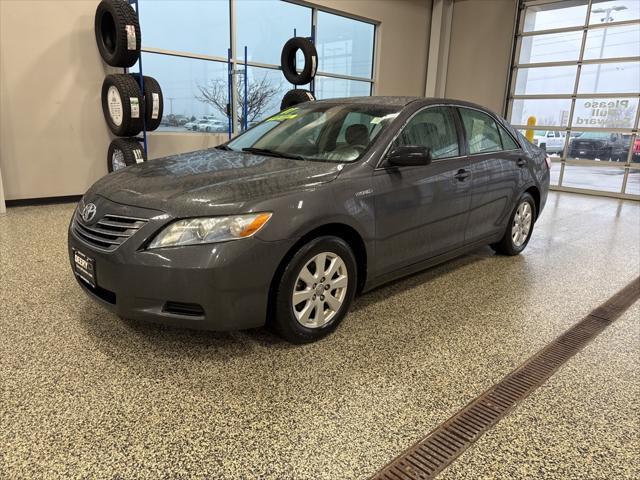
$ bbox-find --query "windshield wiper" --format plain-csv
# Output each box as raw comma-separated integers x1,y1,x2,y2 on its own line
215,145,233,151
241,147,304,160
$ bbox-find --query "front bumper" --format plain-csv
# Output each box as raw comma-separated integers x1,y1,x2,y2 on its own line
68,214,292,331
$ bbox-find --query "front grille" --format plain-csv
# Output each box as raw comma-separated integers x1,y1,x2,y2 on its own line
73,213,148,252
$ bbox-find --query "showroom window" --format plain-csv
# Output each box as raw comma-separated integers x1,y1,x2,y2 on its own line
133,0,376,134
507,0,640,198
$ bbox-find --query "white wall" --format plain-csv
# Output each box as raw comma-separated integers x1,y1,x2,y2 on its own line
310,0,432,97
444,0,517,114
0,166,5,214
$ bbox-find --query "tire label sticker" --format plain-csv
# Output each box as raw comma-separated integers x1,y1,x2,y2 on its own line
126,25,136,50
151,93,160,119
306,92,314,101
311,55,317,76
133,149,144,164
107,86,123,127
130,97,140,118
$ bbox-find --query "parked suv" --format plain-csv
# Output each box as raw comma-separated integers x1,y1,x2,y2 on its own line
568,132,628,161
533,130,565,154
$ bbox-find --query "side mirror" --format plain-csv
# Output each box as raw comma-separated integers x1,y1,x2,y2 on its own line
540,141,547,152
387,145,432,167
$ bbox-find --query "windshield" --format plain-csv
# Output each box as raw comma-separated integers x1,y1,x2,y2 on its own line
226,103,400,162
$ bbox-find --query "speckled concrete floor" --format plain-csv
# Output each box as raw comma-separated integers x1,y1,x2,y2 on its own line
0,191,638,479
439,302,640,480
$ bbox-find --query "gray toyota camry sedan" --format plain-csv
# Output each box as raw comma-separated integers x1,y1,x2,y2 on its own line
69,97,550,343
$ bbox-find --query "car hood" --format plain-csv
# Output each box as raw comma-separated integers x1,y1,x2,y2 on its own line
88,148,343,216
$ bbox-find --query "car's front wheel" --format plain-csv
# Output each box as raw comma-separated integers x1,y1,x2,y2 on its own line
272,236,357,343
491,192,536,256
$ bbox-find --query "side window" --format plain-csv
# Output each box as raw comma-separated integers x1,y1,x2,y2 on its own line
459,108,503,154
394,106,459,159
498,124,519,150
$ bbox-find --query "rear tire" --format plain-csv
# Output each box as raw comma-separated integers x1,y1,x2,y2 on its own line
272,236,357,344
491,192,536,256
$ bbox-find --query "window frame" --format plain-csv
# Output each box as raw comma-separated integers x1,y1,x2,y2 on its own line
456,106,522,156
505,0,640,199
135,0,378,135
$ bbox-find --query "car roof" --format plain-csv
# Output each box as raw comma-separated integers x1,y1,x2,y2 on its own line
312,96,498,114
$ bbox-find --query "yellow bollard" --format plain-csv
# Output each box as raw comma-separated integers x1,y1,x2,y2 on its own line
525,116,536,142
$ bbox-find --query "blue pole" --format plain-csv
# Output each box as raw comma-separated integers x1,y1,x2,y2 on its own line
130,0,147,154
227,47,232,139
244,45,248,131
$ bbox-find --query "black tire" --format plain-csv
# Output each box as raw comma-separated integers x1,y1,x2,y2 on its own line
490,192,536,256
94,0,141,68
271,236,357,344
107,138,146,173
142,75,163,131
101,74,144,137
280,37,318,85
280,89,315,111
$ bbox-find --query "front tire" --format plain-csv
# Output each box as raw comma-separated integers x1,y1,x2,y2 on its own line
491,192,536,256
272,236,357,344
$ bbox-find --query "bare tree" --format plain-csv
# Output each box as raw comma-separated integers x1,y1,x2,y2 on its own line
196,74,281,127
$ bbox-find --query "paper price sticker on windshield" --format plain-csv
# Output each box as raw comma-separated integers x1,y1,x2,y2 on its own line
267,107,299,122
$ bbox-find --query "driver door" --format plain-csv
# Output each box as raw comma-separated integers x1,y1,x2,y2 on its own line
372,106,472,275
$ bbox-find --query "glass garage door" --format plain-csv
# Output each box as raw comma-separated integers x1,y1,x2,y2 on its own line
508,0,640,198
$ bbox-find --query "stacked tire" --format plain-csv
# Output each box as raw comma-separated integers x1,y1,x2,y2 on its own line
94,0,164,173
280,37,317,111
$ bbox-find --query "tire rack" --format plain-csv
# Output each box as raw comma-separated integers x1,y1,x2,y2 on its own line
229,26,315,138
126,0,148,155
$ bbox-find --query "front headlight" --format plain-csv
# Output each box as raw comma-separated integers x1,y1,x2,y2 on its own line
148,213,272,249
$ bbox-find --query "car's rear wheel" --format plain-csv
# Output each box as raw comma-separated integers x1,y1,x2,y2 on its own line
491,192,536,256
272,236,356,344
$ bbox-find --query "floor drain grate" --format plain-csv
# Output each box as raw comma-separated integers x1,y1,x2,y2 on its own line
372,277,639,480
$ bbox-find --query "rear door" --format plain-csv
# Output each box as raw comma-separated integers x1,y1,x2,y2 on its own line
456,107,524,243
372,105,472,274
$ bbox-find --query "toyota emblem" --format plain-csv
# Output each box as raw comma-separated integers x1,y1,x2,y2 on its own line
81,203,97,223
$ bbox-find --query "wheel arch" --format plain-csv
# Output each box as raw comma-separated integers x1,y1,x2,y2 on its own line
523,185,541,219
266,222,368,324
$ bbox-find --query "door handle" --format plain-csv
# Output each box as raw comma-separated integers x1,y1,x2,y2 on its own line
516,158,526,167
454,169,470,181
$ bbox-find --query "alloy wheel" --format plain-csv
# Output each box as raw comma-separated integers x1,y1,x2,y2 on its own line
512,201,532,247
292,252,348,328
